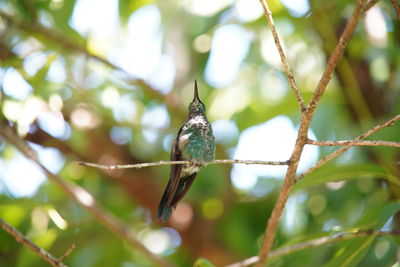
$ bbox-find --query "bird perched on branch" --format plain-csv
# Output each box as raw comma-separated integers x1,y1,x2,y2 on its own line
157,80,215,222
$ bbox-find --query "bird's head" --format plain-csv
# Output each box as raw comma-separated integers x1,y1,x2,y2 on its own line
188,80,206,117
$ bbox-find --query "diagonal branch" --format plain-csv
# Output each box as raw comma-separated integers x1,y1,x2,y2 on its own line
0,218,67,267
364,0,380,13
58,243,77,262
389,0,400,20
298,114,400,180
78,159,290,170
306,138,400,148
259,0,306,112
0,124,175,267
307,0,366,117
255,1,367,266
225,229,400,267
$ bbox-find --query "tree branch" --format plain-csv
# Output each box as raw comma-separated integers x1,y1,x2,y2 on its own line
0,218,67,267
0,124,175,267
298,114,400,180
78,159,290,170
226,230,400,267
389,0,400,20
307,0,366,117
364,0,380,13
307,139,400,148
259,0,306,112
58,243,77,262
255,1,367,266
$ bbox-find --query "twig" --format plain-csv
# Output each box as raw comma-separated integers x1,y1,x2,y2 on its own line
210,159,289,166
256,1,367,266
363,0,380,13
226,230,400,267
259,0,306,112
0,218,67,267
307,0,366,117
307,139,400,148
0,125,175,267
298,114,400,180
58,243,77,262
79,160,189,169
389,0,400,20
78,159,290,170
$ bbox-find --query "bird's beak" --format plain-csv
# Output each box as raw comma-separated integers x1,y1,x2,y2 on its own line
194,80,200,101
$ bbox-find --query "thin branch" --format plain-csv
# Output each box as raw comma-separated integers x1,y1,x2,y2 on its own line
259,0,306,112
79,160,189,169
298,114,400,180
210,159,289,166
363,0,380,13
78,159,290,170
0,218,67,267
256,1,367,266
307,139,400,148
389,0,400,20
58,243,77,262
226,230,400,267
307,0,366,117
0,125,175,267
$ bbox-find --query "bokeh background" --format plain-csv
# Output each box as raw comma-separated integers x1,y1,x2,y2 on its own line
0,0,399,266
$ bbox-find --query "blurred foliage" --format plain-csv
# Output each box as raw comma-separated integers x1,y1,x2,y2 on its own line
0,0,400,266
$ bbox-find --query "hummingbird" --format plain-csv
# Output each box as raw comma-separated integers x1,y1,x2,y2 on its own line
157,80,216,222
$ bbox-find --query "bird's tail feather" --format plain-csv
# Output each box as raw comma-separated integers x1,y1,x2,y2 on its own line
157,203,173,223
171,173,197,207
157,173,198,222
157,179,175,222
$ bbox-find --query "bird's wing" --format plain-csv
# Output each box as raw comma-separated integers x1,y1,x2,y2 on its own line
171,172,198,207
166,130,185,205
157,127,185,221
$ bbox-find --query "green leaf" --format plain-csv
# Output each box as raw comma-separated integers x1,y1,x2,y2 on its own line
193,258,216,267
0,204,27,227
293,164,399,192
118,0,155,23
376,202,400,228
32,228,58,249
30,53,57,96
50,0,77,32
323,236,374,267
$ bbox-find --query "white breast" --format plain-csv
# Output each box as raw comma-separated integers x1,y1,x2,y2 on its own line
178,132,191,151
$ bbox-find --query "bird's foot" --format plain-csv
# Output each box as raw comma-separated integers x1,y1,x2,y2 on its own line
189,159,203,168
